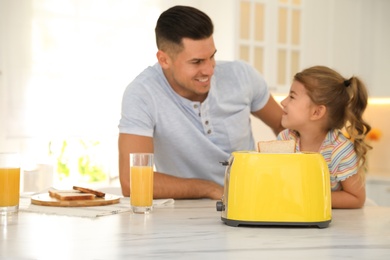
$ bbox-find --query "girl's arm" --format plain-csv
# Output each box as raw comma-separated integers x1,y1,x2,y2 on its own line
331,170,366,209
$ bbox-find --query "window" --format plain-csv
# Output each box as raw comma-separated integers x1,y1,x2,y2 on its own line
1,0,162,188
237,0,302,93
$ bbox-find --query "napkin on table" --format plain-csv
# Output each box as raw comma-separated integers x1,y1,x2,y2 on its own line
19,192,174,218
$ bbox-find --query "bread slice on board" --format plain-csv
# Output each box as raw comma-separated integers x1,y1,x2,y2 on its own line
257,140,296,153
48,189,96,201
73,186,105,198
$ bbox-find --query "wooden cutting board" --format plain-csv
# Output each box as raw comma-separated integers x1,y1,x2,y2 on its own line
31,192,121,207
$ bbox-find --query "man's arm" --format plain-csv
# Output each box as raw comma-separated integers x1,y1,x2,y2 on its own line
118,133,223,199
251,95,284,136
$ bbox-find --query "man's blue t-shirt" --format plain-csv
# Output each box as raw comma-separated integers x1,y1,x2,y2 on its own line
119,60,270,185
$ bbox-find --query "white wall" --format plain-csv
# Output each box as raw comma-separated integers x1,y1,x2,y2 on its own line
301,0,390,97
0,0,32,153
158,0,236,61
364,103,390,173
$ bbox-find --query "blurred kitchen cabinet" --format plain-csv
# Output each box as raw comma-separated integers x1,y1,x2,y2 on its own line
236,0,303,94
235,0,390,96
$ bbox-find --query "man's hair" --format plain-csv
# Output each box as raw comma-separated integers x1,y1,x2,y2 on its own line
155,5,214,54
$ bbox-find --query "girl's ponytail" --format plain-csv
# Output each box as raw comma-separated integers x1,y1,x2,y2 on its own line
345,77,372,173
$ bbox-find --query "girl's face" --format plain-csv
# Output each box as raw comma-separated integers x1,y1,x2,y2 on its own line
280,80,316,131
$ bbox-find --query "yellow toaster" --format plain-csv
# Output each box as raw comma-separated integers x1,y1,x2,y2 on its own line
216,151,332,228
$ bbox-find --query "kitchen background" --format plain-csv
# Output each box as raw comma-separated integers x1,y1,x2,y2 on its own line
0,0,389,204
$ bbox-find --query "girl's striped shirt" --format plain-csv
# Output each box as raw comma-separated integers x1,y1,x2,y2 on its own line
277,129,358,191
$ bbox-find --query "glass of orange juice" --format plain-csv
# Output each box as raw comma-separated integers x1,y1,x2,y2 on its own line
0,153,21,215
130,153,154,214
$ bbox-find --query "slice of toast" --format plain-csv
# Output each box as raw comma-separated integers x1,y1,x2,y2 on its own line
257,140,296,153
73,186,105,198
48,189,96,201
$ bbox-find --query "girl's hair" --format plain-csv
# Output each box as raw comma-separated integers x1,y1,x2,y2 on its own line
294,66,372,175
155,5,214,55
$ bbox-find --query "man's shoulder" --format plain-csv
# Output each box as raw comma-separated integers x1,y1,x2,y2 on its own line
133,63,162,82
215,60,256,80
216,60,250,70
127,63,165,91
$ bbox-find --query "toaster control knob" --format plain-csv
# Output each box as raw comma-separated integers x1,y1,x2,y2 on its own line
216,201,225,211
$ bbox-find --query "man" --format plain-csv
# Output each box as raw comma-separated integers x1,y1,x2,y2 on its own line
118,5,283,200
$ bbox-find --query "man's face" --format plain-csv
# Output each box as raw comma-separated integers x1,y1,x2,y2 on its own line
159,36,217,102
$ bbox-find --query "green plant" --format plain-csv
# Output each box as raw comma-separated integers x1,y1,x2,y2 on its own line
77,140,107,182
49,139,108,183
49,140,70,180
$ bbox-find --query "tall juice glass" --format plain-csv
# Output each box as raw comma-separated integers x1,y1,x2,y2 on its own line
130,153,154,214
0,153,21,215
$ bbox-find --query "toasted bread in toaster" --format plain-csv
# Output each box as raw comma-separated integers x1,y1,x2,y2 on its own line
73,186,105,198
48,189,96,201
257,140,296,153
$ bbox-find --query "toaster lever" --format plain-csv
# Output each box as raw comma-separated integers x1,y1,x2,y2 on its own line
216,201,225,211
219,161,229,166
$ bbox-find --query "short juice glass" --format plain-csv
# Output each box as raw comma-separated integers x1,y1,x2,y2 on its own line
0,153,21,215
130,153,154,214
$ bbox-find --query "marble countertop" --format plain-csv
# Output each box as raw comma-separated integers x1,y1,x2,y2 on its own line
1,199,390,259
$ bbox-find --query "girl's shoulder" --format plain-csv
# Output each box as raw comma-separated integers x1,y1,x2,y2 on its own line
278,129,299,141
327,129,354,148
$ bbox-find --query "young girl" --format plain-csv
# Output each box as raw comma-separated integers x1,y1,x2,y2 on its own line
278,66,372,209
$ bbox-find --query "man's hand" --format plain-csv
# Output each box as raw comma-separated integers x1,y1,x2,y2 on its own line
119,133,224,200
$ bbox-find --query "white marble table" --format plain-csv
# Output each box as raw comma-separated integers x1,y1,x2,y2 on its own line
1,199,390,259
